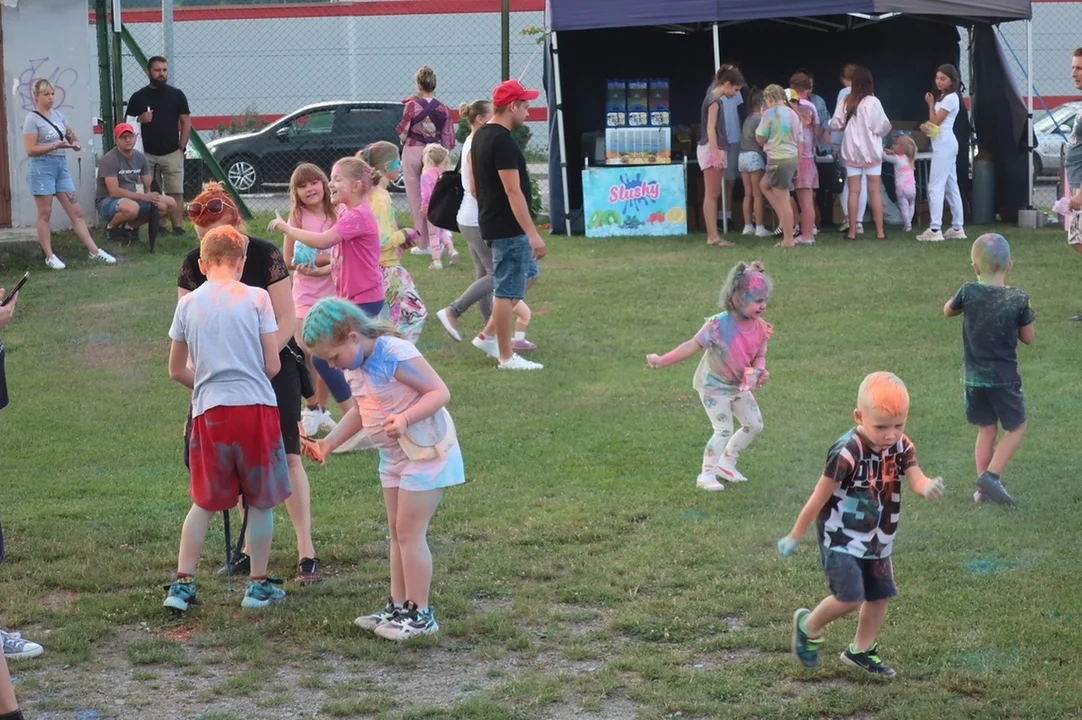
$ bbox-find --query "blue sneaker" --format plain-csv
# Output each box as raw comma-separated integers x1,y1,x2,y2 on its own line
241,579,286,609
977,471,1015,507
163,577,198,613
792,608,823,668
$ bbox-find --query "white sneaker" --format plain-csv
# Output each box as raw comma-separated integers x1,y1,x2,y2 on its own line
813,226,819,236
498,353,543,370
944,227,967,240
436,308,462,342
855,223,864,235
696,473,725,492
301,407,323,437
45,254,66,270
717,458,748,482
917,228,945,242
333,429,377,454
428,260,443,270
741,224,755,236
90,248,117,264
1,630,43,660
755,226,772,238
317,410,337,433
409,246,426,255
471,334,499,359
448,250,461,266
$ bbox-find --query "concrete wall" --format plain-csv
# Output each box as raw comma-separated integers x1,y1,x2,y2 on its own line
2,0,96,229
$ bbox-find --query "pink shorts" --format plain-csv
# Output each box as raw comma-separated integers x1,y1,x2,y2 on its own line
794,157,819,190
697,143,727,171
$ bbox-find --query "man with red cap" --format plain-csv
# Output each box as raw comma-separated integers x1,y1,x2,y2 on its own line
468,80,547,371
95,123,175,248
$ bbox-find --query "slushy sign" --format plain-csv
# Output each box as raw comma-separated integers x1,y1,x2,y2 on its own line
582,164,686,238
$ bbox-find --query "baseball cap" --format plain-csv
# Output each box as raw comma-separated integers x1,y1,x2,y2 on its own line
113,122,136,138
493,79,539,108
784,88,799,102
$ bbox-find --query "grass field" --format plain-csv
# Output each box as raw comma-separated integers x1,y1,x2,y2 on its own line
0,220,1081,720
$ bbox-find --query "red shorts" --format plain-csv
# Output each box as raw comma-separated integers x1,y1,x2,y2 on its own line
188,405,291,512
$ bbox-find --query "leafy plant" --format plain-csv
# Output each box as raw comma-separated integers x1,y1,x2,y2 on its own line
211,107,267,139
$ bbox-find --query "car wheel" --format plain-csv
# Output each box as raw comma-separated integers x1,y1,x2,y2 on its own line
389,172,406,194
1032,151,1043,177
224,156,261,193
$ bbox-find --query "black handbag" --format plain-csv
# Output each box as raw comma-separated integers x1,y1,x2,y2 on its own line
831,160,847,194
426,155,463,232
0,341,8,411
284,340,315,400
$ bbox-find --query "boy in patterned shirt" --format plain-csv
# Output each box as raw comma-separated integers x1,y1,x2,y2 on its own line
944,233,1035,507
777,372,944,677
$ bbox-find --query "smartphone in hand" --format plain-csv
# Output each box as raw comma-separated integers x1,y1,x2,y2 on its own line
1,272,29,307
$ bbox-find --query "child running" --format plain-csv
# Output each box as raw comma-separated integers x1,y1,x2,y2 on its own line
756,85,802,248
883,136,917,232
301,297,464,640
943,233,1034,506
359,141,428,343
165,225,291,612
738,89,770,238
777,372,945,678
420,143,459,269
282,163,351,437
646,262,772,490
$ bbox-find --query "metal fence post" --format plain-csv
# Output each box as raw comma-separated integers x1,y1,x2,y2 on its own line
96,0,114,151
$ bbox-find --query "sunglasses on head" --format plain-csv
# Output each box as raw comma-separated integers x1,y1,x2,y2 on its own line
187,197,236,220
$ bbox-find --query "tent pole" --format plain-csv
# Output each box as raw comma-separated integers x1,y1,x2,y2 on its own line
551,31,572,237
1026,18,1033,209
713,22,727,233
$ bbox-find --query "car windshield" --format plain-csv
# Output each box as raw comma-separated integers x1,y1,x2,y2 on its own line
1034,104,1079,134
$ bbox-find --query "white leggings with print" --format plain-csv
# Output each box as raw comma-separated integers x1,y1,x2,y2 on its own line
698,387,764,475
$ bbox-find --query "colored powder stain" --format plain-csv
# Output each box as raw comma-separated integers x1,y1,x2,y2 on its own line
75,711,101,720
974,232,1011,274
682,509,704,520
964,557,1014,576
953,649,1021,670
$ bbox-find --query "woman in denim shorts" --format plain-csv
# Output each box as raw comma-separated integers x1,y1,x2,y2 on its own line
22,79,115,270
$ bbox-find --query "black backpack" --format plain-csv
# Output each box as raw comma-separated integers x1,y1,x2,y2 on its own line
426,155,463,232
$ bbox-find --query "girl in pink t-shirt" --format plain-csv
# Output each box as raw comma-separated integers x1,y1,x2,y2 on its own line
419,143,458,269
271,157,385,317
646,262,773,491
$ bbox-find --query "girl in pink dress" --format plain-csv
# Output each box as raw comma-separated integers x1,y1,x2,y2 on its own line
883,136,917,232
646,262,773,491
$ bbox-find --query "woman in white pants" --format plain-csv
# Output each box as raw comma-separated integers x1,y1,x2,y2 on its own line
918,64,966,242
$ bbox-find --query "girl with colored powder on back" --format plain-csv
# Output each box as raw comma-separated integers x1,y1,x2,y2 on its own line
646,261,773,491
358,141,428,343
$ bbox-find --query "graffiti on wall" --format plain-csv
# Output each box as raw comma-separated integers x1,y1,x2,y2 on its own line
17,58,78,113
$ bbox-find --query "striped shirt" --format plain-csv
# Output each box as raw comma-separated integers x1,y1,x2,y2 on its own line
816,428,916,560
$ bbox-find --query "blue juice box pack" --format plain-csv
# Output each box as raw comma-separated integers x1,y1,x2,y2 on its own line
627,79,649,127
606,80,627,127
648,78,670,127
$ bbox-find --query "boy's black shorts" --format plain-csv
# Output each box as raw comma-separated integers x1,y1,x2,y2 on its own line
964,384,1026,431
821,549,898,603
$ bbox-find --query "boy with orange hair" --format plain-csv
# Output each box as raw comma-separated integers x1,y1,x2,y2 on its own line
166,225,291,613
777,372,944,677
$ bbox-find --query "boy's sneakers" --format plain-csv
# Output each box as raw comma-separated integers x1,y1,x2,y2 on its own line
717,458,748,482
163,576,198,613
105,226,129,244
976,471,1016,507
792,608,823,667
374,601,439,641
498,354,543,371
90,248,117,264
841,643,896,678
241,579,286,609
944,227,967,240
696,473,725,491
1,630,44,660
45,255,66,270
354,598,402,631
217,551,251,577
916,228,945,242
296,557,321,584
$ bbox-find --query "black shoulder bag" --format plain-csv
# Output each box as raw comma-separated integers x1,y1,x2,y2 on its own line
426,154,464,233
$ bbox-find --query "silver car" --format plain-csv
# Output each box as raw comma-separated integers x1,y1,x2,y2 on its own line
1034,101,1081,177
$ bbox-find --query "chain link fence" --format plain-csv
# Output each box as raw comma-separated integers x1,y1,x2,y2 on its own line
93,0,550,219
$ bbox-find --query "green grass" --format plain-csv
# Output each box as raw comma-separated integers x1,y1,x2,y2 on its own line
1,220,1081,718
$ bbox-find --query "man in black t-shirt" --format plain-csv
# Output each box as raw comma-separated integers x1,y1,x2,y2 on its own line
469,80,547,371
125,56,191,236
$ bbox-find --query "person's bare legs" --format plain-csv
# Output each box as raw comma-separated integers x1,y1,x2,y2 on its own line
0,651,21,713
383,488,406,603
394,488,445,608
846,175,861,239
796,187,815,240
703,167,732,246
245,507,274,579
751,171,765,228
975,425,998,476
282,454,316,560
763,179,795,246
852,599,889,653
741,173,754,228
55,192,101,255
867,175,885,238
987,421,1026,477
33,196,55,259
168,194,184,229
803,595,862,637
177,504,213,576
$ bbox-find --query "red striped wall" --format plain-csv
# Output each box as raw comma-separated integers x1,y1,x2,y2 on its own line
89,0,544,23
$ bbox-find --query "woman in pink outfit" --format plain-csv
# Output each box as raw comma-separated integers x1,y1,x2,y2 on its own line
396,65,455,254
828,66,892,240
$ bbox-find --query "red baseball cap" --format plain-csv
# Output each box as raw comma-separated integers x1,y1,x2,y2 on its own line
493,80,539,108
113,122,136,138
